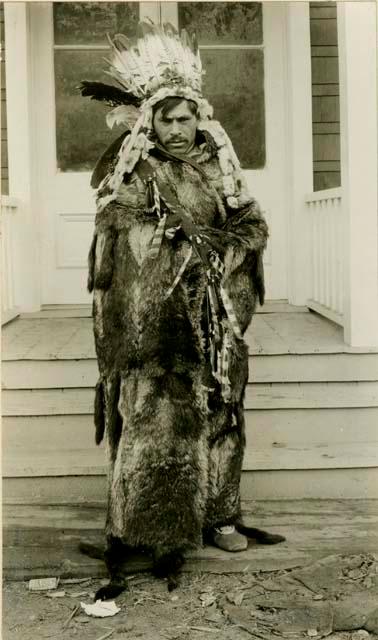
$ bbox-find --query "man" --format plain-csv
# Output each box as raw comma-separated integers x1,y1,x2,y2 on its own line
81,22,284,600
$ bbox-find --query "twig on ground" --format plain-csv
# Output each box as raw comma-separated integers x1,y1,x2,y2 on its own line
189,626,219,633
62,604,79,628
61,578,92,585
289,575,320,595
95,631,114,640
234,623,276,640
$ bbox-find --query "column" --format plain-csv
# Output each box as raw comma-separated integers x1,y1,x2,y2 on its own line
285,3,314,306
337,2,378,347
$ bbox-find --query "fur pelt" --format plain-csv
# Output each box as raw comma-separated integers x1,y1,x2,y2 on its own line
89,136,268,559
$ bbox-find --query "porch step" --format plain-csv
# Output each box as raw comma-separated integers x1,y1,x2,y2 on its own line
3,352,378,387
3,381,378,414
2,311,378,502
3,407,378,475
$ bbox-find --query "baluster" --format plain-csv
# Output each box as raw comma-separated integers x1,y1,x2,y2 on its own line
329,197,335,311
318,201,323,306
337,197,344,315
310,203,315,301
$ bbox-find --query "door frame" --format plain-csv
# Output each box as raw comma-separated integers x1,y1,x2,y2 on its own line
25,1,309,306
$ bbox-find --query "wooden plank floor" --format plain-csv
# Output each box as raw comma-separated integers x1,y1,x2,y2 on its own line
4,307,378,361
3,500,378,580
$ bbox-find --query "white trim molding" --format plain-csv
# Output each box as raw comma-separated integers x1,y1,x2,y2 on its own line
4,2,41,311
337,2,378,347
285,3,314,307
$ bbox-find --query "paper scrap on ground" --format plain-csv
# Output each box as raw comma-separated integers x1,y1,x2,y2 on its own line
29,578,59,591
81,600,120,618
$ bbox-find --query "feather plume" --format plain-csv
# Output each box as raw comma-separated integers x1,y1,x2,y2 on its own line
180,29,196,84
162,24,187,78
101,21,203,103
106,104,140,129
136,34,160,85
108,34,148,95
79,81,141,107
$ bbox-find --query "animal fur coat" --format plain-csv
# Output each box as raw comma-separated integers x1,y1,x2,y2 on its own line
88,130,268,557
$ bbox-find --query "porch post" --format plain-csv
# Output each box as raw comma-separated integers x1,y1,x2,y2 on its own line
4,2,41,311
285,3,313,306
337,3,378,347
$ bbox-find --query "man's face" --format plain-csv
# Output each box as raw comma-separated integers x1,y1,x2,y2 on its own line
153,100,198,155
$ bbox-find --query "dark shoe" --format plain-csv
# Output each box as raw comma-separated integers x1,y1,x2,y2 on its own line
212,525,248,552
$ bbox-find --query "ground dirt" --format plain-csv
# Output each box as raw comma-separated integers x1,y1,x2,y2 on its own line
3,554,378,640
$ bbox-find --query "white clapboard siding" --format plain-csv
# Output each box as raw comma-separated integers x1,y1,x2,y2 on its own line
3,351,378,389
3,381,378,416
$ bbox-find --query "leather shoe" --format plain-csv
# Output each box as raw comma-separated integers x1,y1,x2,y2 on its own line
212,525,248,552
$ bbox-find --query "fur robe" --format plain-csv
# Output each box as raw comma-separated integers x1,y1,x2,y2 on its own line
88,133,268,557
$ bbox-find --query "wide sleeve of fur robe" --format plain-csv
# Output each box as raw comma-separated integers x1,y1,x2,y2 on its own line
87,138,268,558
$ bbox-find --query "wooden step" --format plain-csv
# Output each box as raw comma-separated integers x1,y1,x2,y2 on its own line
4,314,378,363
3,441,378,477
2,350,378,388
3,380,378,416
4,467,378,503
4,407,378,450
3,408,378,477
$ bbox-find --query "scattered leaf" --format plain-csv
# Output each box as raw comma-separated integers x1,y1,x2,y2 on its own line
200,593,217,607
260,579,282,592
312,594,324,601
348,570,365,580
307,629,318,637
81,600,120,618
74,615,91,624
226,591,244,606
116,622,135,633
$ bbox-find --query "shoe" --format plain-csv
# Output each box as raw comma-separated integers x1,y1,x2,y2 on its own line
212,525,248,552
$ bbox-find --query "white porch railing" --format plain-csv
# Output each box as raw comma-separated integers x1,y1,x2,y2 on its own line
1,196,20,325
306,188,344,326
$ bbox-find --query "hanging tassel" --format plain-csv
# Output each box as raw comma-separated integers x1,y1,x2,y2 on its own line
218,326,232,402
219,284,243,340
164,245,193,299
146,213,167,260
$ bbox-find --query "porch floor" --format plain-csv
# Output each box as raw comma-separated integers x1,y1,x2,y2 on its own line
3,303,377,360
3,499,378,581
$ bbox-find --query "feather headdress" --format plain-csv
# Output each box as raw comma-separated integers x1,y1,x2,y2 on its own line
80,21,246,212
79,22,204,108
